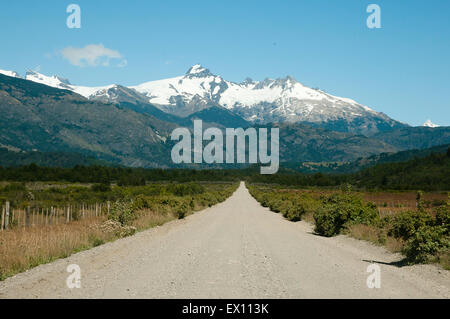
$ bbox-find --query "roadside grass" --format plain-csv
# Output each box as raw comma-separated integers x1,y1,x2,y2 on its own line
345,224,404,253
0,217,111,280
247,183,449,270
0,182,239,281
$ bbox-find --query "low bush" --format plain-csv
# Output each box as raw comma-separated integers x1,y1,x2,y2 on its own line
108,200,138,226
403,225,449,263
435,204,450,234
313,193,379,237
90,183,111,192
283,202,306,222
388,210,433,240
248,184,450,268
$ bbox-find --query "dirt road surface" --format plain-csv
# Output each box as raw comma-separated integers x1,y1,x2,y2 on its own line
1,182,449,298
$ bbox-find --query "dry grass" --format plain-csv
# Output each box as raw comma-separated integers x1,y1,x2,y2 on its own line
131,209,177,230
0,182,239,280
437,251,450,270
0,217,111,280
0,208,193,280
346,224,382,244
385,236,405,253
345,224,406,254
302,211,315,224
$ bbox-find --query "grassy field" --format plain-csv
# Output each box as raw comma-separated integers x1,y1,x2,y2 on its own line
247,183,449,270
0,181,239,280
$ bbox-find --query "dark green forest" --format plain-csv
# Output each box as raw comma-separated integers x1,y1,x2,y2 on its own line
0,147,449,191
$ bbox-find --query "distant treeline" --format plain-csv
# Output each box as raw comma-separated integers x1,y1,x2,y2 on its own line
0,147,112,168
0,164,245,184
249,149,450,191
0,148,449,191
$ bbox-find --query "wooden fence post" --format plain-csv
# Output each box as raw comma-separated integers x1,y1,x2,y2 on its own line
5,201,10,230
26,206,31,228
107,201,110,216
66,205,70,223
1,205,4,231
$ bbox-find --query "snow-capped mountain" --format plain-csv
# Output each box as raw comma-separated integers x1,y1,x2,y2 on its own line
423,119,439,128
24,70,118,99
130,64,405,134
6,65,407,135
0,69,21,78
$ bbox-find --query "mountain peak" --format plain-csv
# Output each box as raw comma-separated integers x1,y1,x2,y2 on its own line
185,64,213,77
423,119,439,128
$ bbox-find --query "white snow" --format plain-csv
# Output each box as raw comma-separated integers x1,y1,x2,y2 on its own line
24,70,114,99
219,80,325,109
188,64,206,74
130,72,224,105
0,69,21,78
25,71,72,90
423,119,439,128
7,64,382,124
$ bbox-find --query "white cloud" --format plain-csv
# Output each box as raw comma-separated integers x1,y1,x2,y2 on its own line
60,44,126,67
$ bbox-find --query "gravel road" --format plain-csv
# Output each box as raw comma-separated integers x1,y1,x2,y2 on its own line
1,182,449,299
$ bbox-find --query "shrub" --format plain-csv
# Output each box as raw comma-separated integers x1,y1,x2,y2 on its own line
90,183,111,192
313,193,379,237
167,183,205,196
389,210,433,240
313,206,342,237
435,204,449,234
283,202,306,222
176,202,190,219
108,200,137,226
403,225,450,263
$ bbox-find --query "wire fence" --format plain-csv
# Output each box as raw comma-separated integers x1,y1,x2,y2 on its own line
0,201,111,231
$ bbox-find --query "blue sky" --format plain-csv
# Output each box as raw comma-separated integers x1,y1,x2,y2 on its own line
0,0,449,126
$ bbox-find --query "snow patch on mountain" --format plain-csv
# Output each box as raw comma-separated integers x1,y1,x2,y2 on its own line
25,70,73,90
8,64,406,134
25,70,118,99
129,65,383,127
423,119,439,128
130,66,227,106
0,69,21,78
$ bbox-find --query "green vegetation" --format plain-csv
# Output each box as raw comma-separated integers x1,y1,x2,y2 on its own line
248,184,449,269
312,193,379,237
0,146,449,191
249,147,450,191
248,185,320,222
0,180,236,212
0,147,111,168
352,151,450,191
0,181,238,280
388,202,450,264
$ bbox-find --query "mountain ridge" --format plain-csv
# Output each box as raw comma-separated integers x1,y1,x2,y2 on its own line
1,70,449,169
2,65,407,135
